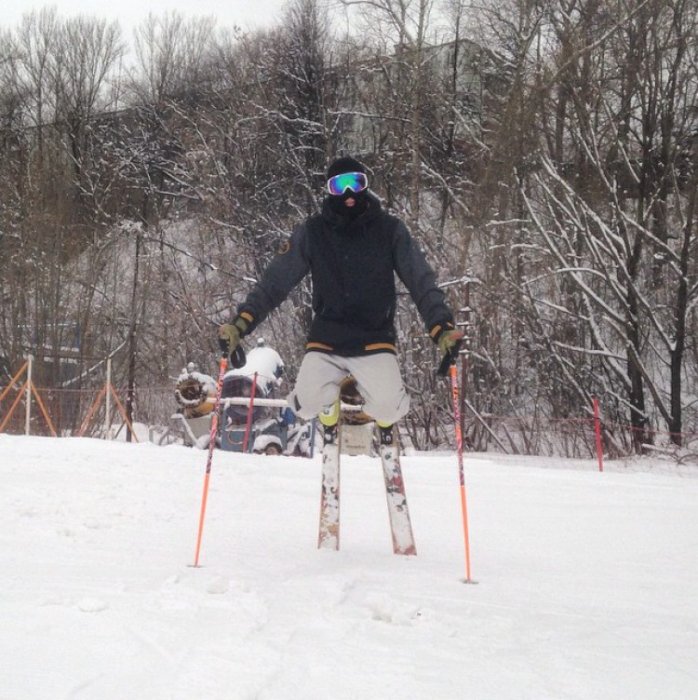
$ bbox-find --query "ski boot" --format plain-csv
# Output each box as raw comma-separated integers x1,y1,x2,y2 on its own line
377,421,395,447
318,399,341,549
319,399,340,445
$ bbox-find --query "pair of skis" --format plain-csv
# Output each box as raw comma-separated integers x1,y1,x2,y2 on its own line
318,425,417,555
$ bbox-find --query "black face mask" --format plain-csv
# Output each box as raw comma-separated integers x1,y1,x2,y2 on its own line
328,188,368,218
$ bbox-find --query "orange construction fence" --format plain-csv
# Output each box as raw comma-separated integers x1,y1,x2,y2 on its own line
0,358,135,441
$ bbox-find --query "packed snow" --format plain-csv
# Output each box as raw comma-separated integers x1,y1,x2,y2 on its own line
1,434,697,699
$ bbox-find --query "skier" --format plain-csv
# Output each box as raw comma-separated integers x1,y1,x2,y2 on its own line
218,155,462,447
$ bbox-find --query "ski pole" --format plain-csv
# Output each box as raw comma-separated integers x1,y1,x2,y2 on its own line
241,372,258,453
448,362,475,583
192,354,228,567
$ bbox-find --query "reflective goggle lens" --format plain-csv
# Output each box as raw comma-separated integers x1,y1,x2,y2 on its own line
327,172,368,195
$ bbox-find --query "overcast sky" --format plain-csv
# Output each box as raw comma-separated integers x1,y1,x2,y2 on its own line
4,0,293,34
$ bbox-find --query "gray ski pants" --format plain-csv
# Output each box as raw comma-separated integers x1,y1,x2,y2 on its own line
288,351,410,426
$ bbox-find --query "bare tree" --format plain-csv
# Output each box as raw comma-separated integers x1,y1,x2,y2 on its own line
515,0,698,449
129,12,217,104
51,15,124,197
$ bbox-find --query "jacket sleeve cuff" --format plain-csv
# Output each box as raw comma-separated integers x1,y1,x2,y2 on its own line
429,321,455,343
234,311,254,335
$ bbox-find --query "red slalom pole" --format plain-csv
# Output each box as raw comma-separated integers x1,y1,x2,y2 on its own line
449,363,475,583
241,372,258,453
592,397,604,473
192,355,228,567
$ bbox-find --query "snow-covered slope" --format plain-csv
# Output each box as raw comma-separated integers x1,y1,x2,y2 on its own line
1,435,696,699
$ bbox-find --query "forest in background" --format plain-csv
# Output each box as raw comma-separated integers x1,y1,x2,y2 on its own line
1,0,697,456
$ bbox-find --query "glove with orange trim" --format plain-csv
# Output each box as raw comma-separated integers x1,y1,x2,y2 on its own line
436,328,464,376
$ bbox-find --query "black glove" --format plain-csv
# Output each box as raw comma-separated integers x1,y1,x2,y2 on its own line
218,317,248,368
436,329,464,376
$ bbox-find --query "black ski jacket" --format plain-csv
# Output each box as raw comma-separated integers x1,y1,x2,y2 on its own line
236,193,454,356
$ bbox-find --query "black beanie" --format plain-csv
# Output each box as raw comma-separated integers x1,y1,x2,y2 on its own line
326,156,366,180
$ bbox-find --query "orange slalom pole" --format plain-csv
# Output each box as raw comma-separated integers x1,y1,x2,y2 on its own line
192,355,228,567
449,363,474,583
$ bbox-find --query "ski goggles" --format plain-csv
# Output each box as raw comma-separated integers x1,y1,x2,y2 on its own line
326,171,368,196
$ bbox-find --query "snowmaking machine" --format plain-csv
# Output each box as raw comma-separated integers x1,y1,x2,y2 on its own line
171,340,377,456
172,340,313,455
219,339,312,455
172,363,218,448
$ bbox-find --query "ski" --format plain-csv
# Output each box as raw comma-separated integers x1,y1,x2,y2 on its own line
379,431,417,556
317,422,416,555
318,425,340,550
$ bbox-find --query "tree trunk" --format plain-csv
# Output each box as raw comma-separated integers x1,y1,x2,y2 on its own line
126,203,145,442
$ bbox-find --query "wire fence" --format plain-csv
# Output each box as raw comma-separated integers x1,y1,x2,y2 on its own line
0,384,173,439
461,412,698,463
2,380,698,465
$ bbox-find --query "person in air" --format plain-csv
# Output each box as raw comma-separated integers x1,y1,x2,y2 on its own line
218,155,462,446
